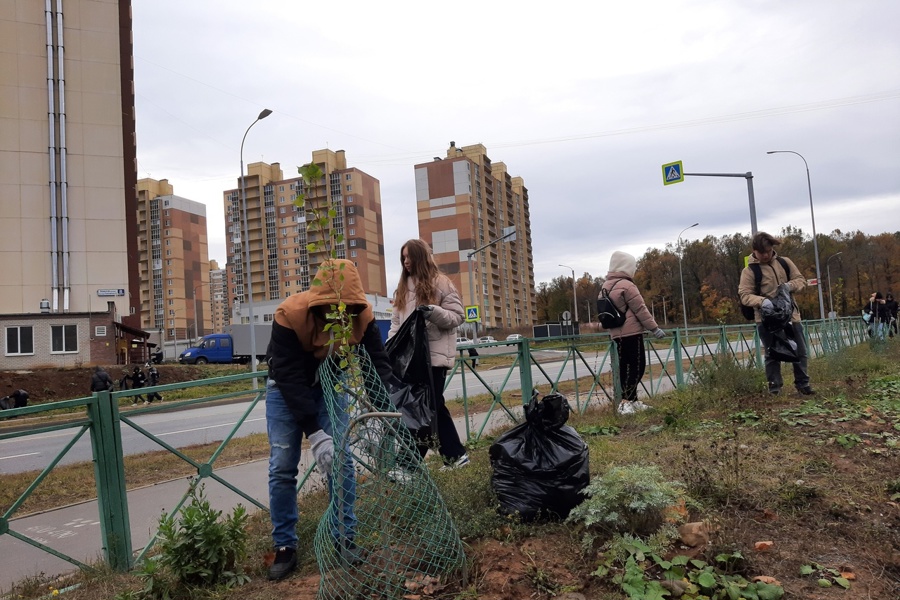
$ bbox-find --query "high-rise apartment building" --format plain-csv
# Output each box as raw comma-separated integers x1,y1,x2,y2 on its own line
0,1,141,367
136,178,210,342
414,142,535,330
223,150,387,324
209,260,229,333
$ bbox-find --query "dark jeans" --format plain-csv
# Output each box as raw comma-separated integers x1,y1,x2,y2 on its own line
615,334,646,401
758,322,809,391
416,367,466,462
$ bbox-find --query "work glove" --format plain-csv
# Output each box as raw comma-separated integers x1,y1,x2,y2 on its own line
761,299,774,311
308,430,334,475
652,328,666,339
778,283,792,295
416,304,434,318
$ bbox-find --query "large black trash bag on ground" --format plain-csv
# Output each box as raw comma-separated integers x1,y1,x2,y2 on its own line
489,392,589,521
384,311,435,433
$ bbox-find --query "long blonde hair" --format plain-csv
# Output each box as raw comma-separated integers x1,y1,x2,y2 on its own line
393,239,441,312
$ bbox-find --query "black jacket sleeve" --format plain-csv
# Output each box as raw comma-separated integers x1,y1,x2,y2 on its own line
266,320,321,436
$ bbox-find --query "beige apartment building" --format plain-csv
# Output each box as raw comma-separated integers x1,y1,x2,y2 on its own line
136,179,210,343
414,142,536,331
209,260,229,333
0,1,142,368
224,150,387,324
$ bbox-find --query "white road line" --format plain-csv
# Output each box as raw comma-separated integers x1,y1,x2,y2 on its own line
156,416,265,437
0,452,41,461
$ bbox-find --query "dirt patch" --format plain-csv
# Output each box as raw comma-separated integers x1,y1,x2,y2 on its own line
0,365,221,405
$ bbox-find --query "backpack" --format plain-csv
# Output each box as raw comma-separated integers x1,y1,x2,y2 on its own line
741,257,790,320
597,281,628,329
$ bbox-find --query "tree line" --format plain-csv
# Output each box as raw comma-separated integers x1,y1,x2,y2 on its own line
535,228,900,326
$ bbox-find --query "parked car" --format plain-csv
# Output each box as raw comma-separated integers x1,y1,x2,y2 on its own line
479,336,497,343
456,337,473,347
506,333,524,342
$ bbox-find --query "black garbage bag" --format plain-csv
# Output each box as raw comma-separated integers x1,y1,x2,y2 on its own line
767,326,800,363
489,392,589,521
384,311,435,433
760,284,794,332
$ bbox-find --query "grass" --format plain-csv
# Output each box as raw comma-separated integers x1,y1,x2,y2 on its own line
4,341,900,599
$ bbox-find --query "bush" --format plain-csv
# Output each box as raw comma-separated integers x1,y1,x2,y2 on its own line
566,464,690,548
134,485,250,598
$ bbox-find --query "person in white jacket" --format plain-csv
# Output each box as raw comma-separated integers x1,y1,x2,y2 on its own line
388,239,469,469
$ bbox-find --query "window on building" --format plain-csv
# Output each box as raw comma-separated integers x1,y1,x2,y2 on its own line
347,206,355,214
167,259,172,266
5,325,34,355
166,250,172,256
346,185,352,192
165,220,171,226
348,217,355,224
280,207,286,214
283,260,289,266
285,281,291,287
345,174,352,181
168,299,174,305
279,185,284,192
349,240,357,247
164,210,170,216
350,250,357,257
168,290,173,296
349,228,356,236
167,269,172,276
50,324,77,353
282,249,289,255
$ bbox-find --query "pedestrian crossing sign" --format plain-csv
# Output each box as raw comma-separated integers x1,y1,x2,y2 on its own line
465,305,480,323
662,160,684,185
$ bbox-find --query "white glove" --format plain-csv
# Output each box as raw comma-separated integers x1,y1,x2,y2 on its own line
308,430,334,475
761,299,774,311
652,328,666,339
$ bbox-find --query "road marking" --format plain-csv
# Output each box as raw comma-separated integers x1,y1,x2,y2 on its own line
0,452,41,461
157,416,265,437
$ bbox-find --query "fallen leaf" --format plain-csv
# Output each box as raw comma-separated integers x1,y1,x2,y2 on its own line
761,508,778,521
840,571,856,580
752,575,781,586
754,541,775,551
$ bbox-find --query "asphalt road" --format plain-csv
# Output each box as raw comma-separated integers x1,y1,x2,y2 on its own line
0,340,738,474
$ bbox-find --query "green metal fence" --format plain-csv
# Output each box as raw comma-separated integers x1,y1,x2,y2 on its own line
0,316,868,579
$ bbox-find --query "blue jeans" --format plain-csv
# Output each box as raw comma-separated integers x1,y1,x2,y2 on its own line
266,379,356,550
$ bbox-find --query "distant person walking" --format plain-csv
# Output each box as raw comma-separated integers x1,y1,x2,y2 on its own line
144,363,163,403
89,366,114,393
738,232,813,396
864,292,890,341
599,250,666,414
130,366,147,405
885,293,898,338
388,238,469,470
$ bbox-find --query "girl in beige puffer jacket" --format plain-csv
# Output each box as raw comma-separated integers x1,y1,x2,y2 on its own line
387,239,468,468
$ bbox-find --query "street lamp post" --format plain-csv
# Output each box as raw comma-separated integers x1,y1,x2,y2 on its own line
240,109,272,381
767,150,826,321
559,264,578,325
826,252,842,318
677,223,699,332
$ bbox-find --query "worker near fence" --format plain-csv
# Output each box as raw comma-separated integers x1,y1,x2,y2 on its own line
264,259,396,581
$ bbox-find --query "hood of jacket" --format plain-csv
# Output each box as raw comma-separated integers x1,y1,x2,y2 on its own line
608,251,636,278
274,259,374,359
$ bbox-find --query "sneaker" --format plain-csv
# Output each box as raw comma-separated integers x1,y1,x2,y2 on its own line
618,401,636,415
768,387,781,396
142,400,150,405
267,546,297,580
387,467,413,484
439,453,470,472
631,400,651,412
797,386,816,396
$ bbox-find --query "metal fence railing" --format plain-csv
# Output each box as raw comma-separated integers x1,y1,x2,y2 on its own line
0,316,867,579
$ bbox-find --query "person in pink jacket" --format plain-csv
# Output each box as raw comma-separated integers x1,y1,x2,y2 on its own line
388,239,469,469
599,251,666,414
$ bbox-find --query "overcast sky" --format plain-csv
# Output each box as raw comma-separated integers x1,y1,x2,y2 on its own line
132,0,900,290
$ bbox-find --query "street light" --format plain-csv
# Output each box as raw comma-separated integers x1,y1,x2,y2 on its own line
826,252,842,318
240,108,272,379
767,150,826,321
559,264,578,325
677,223,699,332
